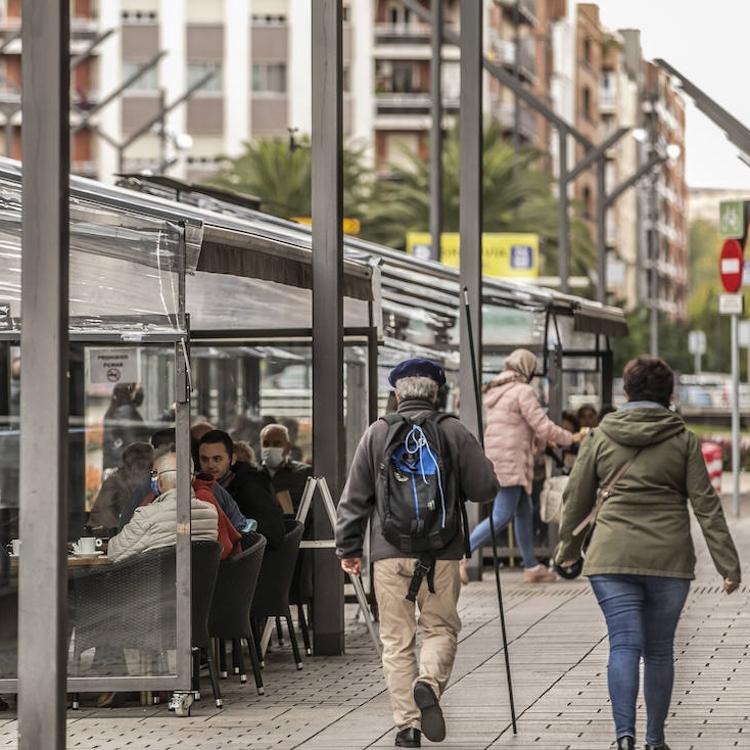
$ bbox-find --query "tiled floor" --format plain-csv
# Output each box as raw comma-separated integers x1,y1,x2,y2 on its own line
1,500,748,749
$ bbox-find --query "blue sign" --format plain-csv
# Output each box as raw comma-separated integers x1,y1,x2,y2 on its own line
510,244,533,270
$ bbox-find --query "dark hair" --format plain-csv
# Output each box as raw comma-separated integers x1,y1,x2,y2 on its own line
150,427,176,450
623,356,674,407
576,404,597,419
597,404,616,423
199,429,234,457
122,441,153,472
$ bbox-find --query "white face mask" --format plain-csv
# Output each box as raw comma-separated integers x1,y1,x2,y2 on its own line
262,447,286,469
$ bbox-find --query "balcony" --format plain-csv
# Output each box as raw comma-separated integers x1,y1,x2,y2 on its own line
374,21,460,48
497,0,538,25
490,36,537,82
376,91,459,116
600,87,616,114
495,101,537,142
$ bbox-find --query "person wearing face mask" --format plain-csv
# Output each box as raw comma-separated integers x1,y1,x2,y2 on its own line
459,348,583,585
259,423,313,514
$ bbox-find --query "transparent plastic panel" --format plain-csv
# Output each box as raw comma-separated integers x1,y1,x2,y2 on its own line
72,344,179,678
0,180,187,335
187,271,369,332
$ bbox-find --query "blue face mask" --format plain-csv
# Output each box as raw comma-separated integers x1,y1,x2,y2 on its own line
150,477,159,496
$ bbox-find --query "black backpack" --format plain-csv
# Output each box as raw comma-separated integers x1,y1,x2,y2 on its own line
377,412,469,600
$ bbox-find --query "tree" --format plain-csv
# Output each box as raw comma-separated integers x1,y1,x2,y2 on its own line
211,136,372,222
360,121,595,278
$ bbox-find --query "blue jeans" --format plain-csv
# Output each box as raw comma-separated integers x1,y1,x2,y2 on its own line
468,486,538,569
590,575,690,745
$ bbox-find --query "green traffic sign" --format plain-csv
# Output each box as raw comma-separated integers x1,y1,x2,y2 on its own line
719,200,745,238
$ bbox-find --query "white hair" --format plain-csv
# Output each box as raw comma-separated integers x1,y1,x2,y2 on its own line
153,450,178,492
394,376,439,402
260,423,290,444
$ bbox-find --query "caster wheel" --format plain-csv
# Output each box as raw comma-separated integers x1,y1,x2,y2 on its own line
172,692,194,717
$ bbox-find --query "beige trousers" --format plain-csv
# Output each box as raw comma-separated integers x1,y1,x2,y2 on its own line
373,558,462,730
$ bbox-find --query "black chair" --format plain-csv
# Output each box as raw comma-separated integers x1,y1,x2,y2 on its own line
68,540,222,708
251,520,304,670
208,534,266,694
289,550,313,656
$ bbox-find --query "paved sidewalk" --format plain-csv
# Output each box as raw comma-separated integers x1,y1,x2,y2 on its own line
0,505,748,749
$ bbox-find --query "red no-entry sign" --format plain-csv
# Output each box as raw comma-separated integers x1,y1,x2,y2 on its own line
720,239,744,293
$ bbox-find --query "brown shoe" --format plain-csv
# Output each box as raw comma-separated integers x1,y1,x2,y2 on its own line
523,565,557,584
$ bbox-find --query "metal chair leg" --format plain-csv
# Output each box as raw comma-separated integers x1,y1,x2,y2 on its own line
285,610,303,670
297,602,312,656
206,650,223,709
251,619,264,669
218,638,228,679
236,639,247,684
191,647,201,701
245,637,265,696
275,616,284,647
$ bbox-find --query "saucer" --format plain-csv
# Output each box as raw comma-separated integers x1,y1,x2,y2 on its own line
71,551,104,558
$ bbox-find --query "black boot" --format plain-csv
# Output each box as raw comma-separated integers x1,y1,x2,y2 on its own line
644,745,671,750
395,728,421,748
616,738,634,750
413,681,446,742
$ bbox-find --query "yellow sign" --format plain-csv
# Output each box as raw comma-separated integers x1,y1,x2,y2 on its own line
293,216,361,235
406,232,539,279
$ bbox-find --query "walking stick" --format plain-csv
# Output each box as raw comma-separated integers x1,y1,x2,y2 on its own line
462,287,518,735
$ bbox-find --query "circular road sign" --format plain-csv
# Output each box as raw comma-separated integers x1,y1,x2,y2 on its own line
720,239,744,293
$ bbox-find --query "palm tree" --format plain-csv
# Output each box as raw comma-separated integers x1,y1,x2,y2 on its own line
360,121,594,277
211,136,372,223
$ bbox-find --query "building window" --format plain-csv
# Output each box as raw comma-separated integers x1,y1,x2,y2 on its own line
187,62,223,93
582,85,591,120
252,63,287,94
387,2,411,26
122,61,159,93
583,37,592,65
582,186,592,219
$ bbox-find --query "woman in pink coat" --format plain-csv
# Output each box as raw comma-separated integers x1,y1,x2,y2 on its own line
461,349,580,584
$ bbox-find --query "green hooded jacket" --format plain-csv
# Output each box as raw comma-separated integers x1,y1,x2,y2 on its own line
555,405,741,582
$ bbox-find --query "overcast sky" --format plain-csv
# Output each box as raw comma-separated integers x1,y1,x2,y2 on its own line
591,0,750,190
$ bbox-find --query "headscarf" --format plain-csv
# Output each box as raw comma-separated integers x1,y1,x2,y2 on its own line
484,348,538,391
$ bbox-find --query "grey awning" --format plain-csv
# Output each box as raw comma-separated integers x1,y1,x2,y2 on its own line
198,224,373,302
573,307,629,337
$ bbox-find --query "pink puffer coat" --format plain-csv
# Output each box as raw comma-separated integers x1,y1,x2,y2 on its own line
484,380,574,494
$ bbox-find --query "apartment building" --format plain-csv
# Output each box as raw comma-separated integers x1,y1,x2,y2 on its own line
551,6,687,318
0,0,100,175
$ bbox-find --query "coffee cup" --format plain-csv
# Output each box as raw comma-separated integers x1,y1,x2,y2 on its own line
73,537,97,555
6,539,20,557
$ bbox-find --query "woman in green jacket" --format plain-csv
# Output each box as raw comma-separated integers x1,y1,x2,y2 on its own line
555,356,741,750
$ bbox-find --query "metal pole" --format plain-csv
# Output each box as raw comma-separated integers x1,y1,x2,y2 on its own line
512,0,520,172
649,169,659,356
459,0,483,438
18,0,70,748
558,129,570,293
596,155,607,303
4,113,13,158
694,351,702,375
429,0,443,261
731,312,741,517
311,0,345,655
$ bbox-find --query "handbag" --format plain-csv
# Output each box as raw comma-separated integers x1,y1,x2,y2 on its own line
571,447,643,548
540,469,568,524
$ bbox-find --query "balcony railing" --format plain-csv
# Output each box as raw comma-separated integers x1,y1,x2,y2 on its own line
600,87,616,112
497,0,538,25
495,101,537,142
376,91,459,114
374,21,459,46
490,36,537,81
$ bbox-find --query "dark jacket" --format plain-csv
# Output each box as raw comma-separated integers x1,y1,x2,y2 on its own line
221,461,285,550
556,405,741,582
263,459,313,511
102,403,146,470
335,399,499,563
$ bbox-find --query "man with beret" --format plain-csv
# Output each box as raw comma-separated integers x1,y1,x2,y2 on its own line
335,359,498,748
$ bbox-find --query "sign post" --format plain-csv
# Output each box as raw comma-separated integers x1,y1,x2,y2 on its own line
688,330,706,374
719,238,745,517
